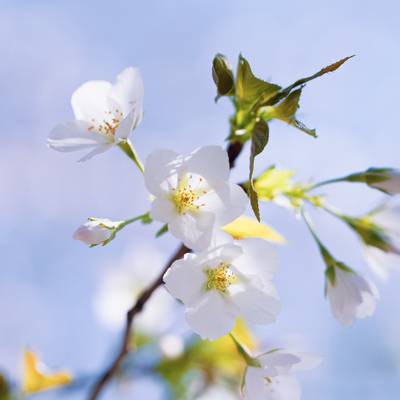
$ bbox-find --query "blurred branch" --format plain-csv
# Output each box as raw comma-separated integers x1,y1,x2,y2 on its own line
88,141,244,400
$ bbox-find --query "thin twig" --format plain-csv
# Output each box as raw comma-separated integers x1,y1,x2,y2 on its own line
88,142,244,400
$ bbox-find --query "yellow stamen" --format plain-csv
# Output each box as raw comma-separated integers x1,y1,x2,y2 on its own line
171,175,206,215
87,109,123,136
206,262,237,293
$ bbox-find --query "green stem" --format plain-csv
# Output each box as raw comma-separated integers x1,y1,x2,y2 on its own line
308,176,348,191
117,212,151,231
300,209,324,250
118,140,144,174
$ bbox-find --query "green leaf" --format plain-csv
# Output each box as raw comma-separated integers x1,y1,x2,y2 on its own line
253,55,354,110
155,223,168,238
236,55,281,114
248,120,269,221
259,89,316,137
212,53,234,101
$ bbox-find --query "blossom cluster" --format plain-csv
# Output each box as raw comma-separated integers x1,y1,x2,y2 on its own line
23,54,397,400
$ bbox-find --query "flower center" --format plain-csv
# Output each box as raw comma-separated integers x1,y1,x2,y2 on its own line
171,175,207,215
206,262,237,293
88,109,123,136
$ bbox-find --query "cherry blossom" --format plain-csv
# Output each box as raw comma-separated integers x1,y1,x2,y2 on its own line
144,145,248,250
163,238,280,340
48,67,143,161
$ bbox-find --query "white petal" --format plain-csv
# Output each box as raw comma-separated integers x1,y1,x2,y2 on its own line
230,284,280,325
163,255,205,306
288,352,322,371
108,67,144,124
185,290,235,340
371,172,400,194
327,269,378,326
259,352,302,376
364,245,399,281
201,182,248,226
48,121,113,150
185,145,230,182
144,149,181,197
73,222,112,245
150,198,176,223
243,367,269,400
71,80,113,123
372,205,400,252
115,109,139,140
266,375,302,400
233,238,278,283
48,121,114,161
355,280,379,319
169,212,215,251
77,144,114,162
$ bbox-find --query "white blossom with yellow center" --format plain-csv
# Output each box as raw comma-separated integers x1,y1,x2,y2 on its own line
144,145,248,251
48,67,143,161
243,350,321,400
163,238,280,340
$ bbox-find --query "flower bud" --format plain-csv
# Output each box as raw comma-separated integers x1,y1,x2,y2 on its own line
212,53,234,101
326,264,378,326
347,167,400,195
73,218,121,247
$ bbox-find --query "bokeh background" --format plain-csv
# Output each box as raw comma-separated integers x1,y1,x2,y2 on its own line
1,0,399,398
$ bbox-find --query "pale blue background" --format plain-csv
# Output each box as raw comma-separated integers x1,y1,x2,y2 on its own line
1,0,400,399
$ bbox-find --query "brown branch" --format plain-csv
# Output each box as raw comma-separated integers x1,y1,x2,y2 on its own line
88,142,244,400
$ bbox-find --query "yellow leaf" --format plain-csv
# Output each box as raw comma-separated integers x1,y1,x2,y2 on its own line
254,167,295,201
22,351,72,395
223,216,285,244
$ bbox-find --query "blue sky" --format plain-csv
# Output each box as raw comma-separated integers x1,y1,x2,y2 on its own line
1,0,400,399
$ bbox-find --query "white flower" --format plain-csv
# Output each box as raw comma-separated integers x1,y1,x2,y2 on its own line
94,246,176,334
73,218,121,246
363,201,400,280
243,350,321,400
144,145,248,251
48,67,143,161
326,267,379,326
163,238,280,340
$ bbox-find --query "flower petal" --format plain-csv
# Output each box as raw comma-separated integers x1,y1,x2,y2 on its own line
185,290,236,340
243,367,269,400
185,145,230,182
163,255,205,306
144,149,181,197
169,212,215,251
230,284,280,325
201,182,248,225
266,375,301,400
108,67,144,126
150,198,176,223
258,351,302,376
233,238,278,283
71,80,112,123
48,121,114,154
327,269,378,326
77,145,114,162
288,352,322,372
